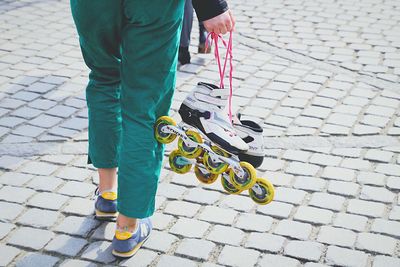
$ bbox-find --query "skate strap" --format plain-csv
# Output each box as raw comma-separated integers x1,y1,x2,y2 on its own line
205,31,234,124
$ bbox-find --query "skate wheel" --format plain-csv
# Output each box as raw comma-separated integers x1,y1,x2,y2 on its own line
154,116,177,144
249,178,275,205
169,150,192,174
221,173,243,195
194,165,218,184
178,130,203,159
229,162,257,191
203,146,229,174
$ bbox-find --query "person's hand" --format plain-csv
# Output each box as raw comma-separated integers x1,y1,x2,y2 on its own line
203,10,235,35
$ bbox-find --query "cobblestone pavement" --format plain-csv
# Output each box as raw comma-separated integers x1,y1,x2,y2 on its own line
0,0,399,266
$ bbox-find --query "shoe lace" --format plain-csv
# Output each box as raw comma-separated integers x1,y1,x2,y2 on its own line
205,31,234,125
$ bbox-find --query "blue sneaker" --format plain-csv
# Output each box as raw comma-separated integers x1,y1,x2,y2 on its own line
112,218,152,258
94,189,118,219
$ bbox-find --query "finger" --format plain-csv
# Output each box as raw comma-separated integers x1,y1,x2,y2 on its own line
225,17,232,32
220,24,228,35
229,10,236,31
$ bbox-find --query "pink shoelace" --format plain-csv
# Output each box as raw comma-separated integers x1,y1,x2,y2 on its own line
205,31,234,124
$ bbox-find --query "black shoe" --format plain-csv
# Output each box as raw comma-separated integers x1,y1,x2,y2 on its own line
178,46,190,65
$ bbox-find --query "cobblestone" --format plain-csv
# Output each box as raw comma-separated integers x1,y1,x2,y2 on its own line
294,206,333,225
259,254,300,267
274,219,312,240
235,213,273,232
0,244,21,267
17,208,59,228
284,240,324,262
143,230,178,252
175,238,215,260
317,226,357,248
169,218,210,238
206,225,245,246
44,234,88,256
15,252,59,267
199,206,238,225
309,192,345,211
257,201,294,219
356,233,397,255
347,199,386,218
372,255,400,267
325,246,368,267
370,219,400,238
8,227,54,250
218,245,260,267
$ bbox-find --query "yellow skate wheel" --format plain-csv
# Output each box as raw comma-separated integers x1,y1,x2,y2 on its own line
169,150,192,174
221,173,243,195
229,162,257,191
203,146,229,174
178,130,203,159
249,178,275,205
194,165,218,184
154,116,177,144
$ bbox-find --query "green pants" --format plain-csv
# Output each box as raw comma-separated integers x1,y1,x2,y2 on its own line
70,0,184,218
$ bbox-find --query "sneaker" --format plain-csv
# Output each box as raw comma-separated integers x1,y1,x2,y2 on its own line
112,218,152,258
94,189,118,219
198,43,211,54
178,46,191,65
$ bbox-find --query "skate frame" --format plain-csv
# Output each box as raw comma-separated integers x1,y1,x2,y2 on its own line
161,122,247,179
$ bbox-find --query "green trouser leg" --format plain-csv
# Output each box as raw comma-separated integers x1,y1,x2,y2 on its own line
70,0,123,168
70,0,184,218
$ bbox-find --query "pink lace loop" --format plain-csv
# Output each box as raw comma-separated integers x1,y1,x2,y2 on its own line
205,31,234,124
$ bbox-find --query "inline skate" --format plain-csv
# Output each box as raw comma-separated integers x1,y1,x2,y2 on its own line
154,82,275,204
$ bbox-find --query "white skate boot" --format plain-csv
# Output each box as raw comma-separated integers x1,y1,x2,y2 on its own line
232,114,264,168
178,82,249,154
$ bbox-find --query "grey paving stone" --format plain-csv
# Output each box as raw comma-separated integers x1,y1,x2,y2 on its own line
17,208,59,228
259,254,300,267
26,82,57,93
327,180,360,197
321,166,355,181
119,249,158,266
156,255,197,267
59,259,97,267
164,200,201,218
375,163,400,176
245,232,286,253
0,244,21,267
356,233,397,255
341,158,373,171
389,206,400,221
169,218,210,238
59,117,88,130
219,194,256,212
0,201,24,221
286,162,320,176
360,185,395,203
170,172,200,187
183,187,221,205
387,176,400,190
262,171,293,187
55,216,100,237
218,245,260,267
325,246,368,267
0,185,35,204
45,105,77,118
199,206,238,225
0,172,33,186
293,176,326,192
63,197,94,216
333,213,368,232
274,219,312,240
294,206,333,225
142,230,178,252
57,181,96,197
151,212,173,231
309,192,345,211
284,240,324,262
28,99,57,110
12,124,47,137
157,182,187,199
364,149,394,163
372,255,400,267
0,116,26,128
317,226,357,248
28,192,69,210
44,234,88,256
8,227,54,250
0,98,25,109
28,114,63,128
26,176,64,192
0,156,28,171
206,225,245,246
56,166,93,182
282,149,311,162
19,161,59,176
320,124,350,135
258,157,285,171
81,241,115,264
370,219,400,238
257,201,293,219
0,222,15,239
176,238,216,260
309,153,342,166
357,171,386,186
304,263,328,267
274,187,307,205
15,252,59,267
347,199,386,218
235,213,273,232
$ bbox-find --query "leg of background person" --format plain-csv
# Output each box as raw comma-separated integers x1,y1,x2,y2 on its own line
178,0,193,64
70,0,123,191
117,0,185,228
198,21,211,53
